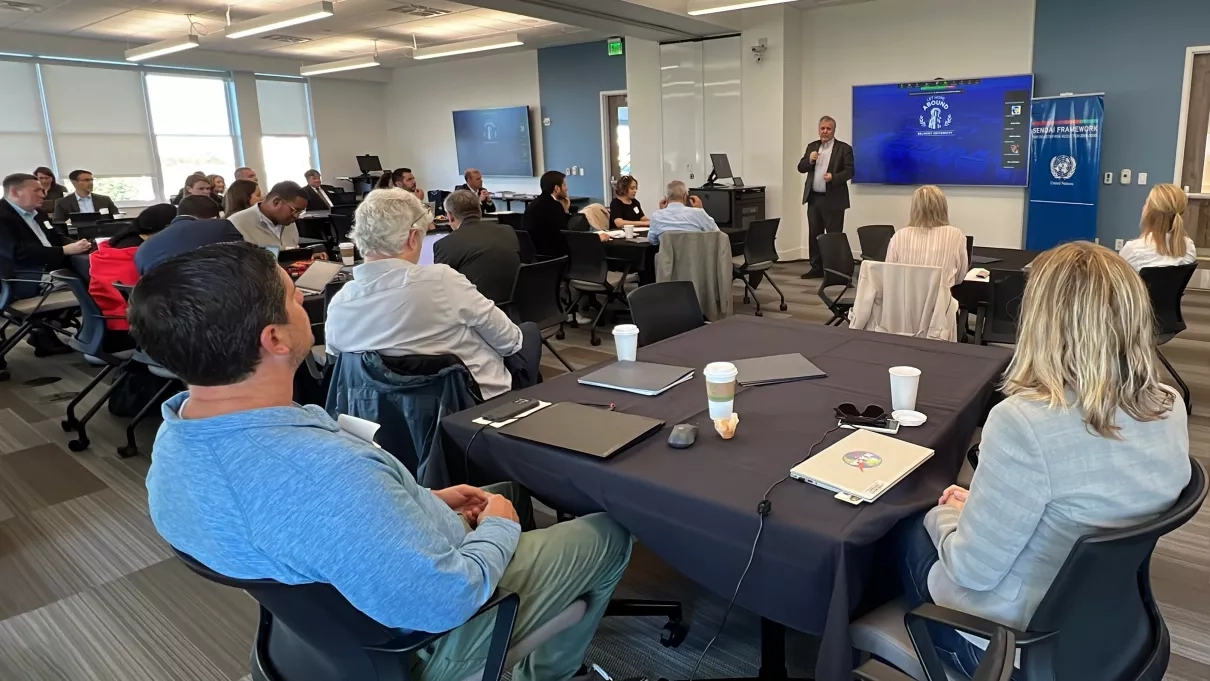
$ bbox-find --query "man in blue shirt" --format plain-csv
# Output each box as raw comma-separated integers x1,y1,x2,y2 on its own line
129,242,632,681
647,180,721,246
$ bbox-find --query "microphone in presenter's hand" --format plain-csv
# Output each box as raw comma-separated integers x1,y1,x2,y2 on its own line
810,150,819,164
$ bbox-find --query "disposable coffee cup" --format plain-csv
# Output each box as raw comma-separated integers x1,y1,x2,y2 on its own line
624,225,635,239
889,366,921,411
339,242,355,266
704,361,739,420
612,324,639,362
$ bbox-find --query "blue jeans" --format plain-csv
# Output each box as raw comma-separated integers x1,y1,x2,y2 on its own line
896,513,1012,680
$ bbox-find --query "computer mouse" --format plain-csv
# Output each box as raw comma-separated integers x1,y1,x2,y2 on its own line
668,423,698,449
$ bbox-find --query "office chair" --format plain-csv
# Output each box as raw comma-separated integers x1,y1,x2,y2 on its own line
513,229,537,265
0,269,81,381
1139,264,1196,414
627,281,706,347
973,270,1025,346
504,257,574,372
173,548,590,681
733,218,786,316
852,458,1207,681
854,628,1016,681
857,225,896,262
330,212,353,245
816,233,858,325
111,282,181,458
562,230,635,346
50,270,136,452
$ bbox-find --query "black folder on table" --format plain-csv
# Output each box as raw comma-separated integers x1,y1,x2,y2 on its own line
500,402,665,459
732,353,826,386
577,361,694,396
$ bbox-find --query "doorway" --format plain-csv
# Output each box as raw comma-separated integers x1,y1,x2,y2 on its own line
601,91,629,198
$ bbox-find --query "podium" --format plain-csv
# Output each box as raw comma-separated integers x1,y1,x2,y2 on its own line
690,185,766,230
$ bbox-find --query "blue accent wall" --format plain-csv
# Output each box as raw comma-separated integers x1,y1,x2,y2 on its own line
1034,0,1210,242
536,41,628,203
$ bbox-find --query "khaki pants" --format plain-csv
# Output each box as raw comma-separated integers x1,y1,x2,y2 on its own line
413,482,632,681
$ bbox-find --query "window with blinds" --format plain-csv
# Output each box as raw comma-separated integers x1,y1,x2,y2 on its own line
256,78,317,187
0,61,51,178
145,73,238,201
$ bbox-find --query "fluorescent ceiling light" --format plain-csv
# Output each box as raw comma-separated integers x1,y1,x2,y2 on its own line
412,34,523,60
125,35,200,62
300,54,380,76
687,0,796,15
225,1,334,40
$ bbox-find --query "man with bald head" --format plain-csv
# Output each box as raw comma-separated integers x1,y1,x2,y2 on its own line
455,168,496,214
646,180,719,246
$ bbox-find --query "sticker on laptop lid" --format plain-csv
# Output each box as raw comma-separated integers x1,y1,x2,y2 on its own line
862,481,888,498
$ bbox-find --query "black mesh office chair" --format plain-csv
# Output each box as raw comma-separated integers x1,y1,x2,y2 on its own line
1139,264,1196,414
853,458,1207,681
330,213,353,244
567,214,592,232
112,282,181,458
504,256,573,372
627,281,705,347
0,266,81,380
817,233,858,326
513,229,537,265
51,271,136,451
563,231,633,346
857,225,896,262
973,270,1026,346
733,218,786,316
854,628,1016,681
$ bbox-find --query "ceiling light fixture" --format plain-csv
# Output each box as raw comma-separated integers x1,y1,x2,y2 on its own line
412,33,523,60
686,0,796,15
225,1,334,40
124,34,200,62
300,54,380,77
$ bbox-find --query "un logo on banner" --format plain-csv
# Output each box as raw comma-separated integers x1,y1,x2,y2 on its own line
919,96,953,130
1050,155,1077,180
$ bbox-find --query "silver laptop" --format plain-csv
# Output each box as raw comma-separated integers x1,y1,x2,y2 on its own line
294,260,343,295
790,429,934,503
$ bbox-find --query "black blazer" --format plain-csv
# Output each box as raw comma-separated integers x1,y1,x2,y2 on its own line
522,193,570,257
53,193,120,222
432,218,521,306
798,139,855,209
454,184,497,214
304,185,333,212
0,200,70,295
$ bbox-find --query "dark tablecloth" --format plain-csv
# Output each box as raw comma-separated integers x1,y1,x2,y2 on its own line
953,246,1039,312
439,316,1011,680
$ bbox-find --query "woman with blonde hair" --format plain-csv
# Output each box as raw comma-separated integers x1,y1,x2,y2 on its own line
885,184,969,286
895,241,1190,679
1119,183,1197,270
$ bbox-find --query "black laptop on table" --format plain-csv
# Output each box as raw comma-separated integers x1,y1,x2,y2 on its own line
500,402,665,459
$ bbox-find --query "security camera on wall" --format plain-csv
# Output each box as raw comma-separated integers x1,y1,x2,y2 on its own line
751,38,768,63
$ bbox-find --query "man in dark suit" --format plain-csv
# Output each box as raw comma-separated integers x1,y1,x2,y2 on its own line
52,169,120,222
454,168,497,214
433,190,520,306
0,173,92,355
798,116,855,279
522,170,571,257
303,169,334,212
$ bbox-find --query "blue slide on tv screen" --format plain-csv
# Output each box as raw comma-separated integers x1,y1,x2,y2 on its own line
852,74,1034,186
452,106,535,178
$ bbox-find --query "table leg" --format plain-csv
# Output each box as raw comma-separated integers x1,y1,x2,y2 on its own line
659,618,812,681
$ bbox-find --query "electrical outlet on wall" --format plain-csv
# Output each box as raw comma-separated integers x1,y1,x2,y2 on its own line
1104,172,1113,185
1138,172,1148,185
1115,238,1125,251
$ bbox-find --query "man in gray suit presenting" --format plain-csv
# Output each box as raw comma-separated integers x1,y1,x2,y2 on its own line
798,116,855,279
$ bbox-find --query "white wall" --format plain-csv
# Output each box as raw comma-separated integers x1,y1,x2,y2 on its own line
384,51,544,195
310,78,389,180
801,0,1036,250
626,38,665,211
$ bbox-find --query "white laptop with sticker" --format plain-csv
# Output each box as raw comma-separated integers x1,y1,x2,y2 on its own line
790,429,934,503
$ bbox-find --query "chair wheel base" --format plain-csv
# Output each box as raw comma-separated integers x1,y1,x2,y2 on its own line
590,336,601,347
660,620,689,648
117,445,139,458
68,438,89,452
779,304,788,311
61,420,76,432
755,310,763,317
555,330,565,340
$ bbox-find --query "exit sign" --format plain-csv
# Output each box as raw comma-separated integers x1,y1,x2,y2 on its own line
607,37,624,56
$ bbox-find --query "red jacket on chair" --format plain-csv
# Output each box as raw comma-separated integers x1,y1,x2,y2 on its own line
88,241,139,331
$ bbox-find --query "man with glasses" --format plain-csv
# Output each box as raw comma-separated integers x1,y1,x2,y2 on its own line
227,181,309,249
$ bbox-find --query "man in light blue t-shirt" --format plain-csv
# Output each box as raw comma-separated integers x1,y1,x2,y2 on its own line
129,242,632,681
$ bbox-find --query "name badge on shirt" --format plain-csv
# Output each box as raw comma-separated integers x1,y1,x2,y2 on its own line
634,206,641,214
43,221,54,231
99,208,110,215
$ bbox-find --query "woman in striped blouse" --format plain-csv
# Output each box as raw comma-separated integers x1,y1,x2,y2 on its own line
886,185,969,286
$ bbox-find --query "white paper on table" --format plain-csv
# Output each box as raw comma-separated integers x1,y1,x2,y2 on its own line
964,268,990,282
472,400,551,429
99,208,110,215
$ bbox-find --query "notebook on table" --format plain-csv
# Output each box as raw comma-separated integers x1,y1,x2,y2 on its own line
790,429,934,503
732,354,826,386
500,402,665,459
577,361,694,396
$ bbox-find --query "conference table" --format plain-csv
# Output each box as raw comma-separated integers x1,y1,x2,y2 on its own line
603,225,751,286
952,246,1038,342
440,316,1012,680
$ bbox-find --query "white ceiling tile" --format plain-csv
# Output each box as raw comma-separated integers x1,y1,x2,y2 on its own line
3,3,133,33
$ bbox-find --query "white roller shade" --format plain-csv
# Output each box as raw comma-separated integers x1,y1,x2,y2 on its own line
41,64,155,176
0,60,51,176
256,79,312,136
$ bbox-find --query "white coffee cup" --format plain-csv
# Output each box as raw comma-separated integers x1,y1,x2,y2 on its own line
339,241,355,266
889,366,922,412
612,324,639,362
703,361,739,420
624,225,635,239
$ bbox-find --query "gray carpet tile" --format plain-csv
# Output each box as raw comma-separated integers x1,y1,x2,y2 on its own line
0,259,1204,680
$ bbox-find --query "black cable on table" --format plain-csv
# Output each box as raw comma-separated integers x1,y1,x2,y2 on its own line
687,424,843,681
462,422,490,484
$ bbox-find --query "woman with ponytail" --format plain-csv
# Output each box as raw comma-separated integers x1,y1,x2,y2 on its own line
1120,183,1197,270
